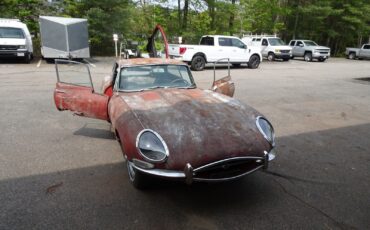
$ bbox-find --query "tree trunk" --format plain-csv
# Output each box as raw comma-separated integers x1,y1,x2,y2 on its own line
182,0,189,30
178,0,182,29
228,0,236,35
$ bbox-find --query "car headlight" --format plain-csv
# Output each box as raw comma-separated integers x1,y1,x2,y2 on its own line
256,116,275,147
18,45,26,49
275,49,280,53
136,129,169,163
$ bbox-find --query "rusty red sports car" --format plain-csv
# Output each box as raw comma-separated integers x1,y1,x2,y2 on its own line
53,57,276,189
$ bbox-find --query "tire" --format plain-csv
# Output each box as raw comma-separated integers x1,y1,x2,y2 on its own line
248,55,260,69
267,53,275,61
282,58,290,62
348,52,356,60
304,52,312,62
318,58,326,62
191,55,206,71
24,53,31,64
291,56,294,59
232,63,241,68
127,160,148,189
45,58,55,64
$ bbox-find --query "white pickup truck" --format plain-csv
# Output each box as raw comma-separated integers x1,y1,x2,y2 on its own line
168,35,262,71
346,44,370,60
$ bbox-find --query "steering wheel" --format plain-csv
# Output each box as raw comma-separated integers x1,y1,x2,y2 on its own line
170,78,189,85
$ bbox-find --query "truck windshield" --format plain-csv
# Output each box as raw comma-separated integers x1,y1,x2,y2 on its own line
304,41,318,46
268,38,286,46
0,27,25,39
119,64,196,92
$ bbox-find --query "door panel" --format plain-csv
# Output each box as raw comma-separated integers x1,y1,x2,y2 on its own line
54,60,109,121
212,76,235,97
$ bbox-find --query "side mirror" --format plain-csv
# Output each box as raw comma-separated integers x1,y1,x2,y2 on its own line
243,44,247,49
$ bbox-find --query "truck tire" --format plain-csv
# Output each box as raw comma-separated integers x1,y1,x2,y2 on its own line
318,58,326,62
267,53,275,61
304,52,312,62
191,55,206,71
348,52,356,60
248,55,260,69
24,53,32,64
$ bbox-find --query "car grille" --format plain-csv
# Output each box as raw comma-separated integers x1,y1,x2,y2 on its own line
281,50,290,53
193,157,264,181
317,49,330,54
0,45,19,51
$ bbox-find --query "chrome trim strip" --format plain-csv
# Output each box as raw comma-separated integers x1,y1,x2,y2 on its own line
130,161,185,178
193,165,264,182
135,129,169,163
193,156,263,173
256,116,276,147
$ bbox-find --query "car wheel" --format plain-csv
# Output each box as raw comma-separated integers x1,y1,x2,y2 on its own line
291,56,294,59
304,52,312,62
127,160,148,189
318,58,326,62
348,52,356,60
248,55,260,69
24,53,31,64
232,63,241,68
267,53,275,61
191,55,206,71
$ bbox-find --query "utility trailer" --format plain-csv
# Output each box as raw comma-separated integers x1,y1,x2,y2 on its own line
39,16,90,61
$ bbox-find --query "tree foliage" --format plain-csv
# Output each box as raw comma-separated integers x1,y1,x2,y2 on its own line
1,0,369,55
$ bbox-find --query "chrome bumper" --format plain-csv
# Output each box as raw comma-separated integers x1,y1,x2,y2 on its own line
129,148,276,184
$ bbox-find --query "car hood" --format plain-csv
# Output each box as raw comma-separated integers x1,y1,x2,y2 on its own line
313,46,330,50
0,38,26,45
120,88,270,169
273,45,292,50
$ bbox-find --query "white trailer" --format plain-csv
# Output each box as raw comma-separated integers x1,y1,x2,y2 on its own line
39,16,90,60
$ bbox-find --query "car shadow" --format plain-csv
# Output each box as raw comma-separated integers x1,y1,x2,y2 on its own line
73,123,115,140
1,123,369,229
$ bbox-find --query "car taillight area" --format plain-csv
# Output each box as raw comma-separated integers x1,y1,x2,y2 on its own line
179,47,187,55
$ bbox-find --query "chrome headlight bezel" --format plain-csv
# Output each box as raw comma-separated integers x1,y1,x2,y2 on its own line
136,129,169,163
256,116,275,147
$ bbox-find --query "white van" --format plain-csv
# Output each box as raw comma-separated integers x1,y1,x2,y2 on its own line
242,35,292,61
0,19,33,63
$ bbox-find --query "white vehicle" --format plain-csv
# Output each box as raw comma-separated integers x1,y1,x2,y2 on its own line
168,35,262,71
0,19,33,63
242,35,292,61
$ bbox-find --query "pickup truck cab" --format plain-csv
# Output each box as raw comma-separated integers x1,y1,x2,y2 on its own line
0,19,33,63
242,36,292,61
346,44,370,60
168,35,262,71
289,40,330,62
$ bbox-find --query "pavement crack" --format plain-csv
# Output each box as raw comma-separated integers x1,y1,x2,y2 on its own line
271,178,355,230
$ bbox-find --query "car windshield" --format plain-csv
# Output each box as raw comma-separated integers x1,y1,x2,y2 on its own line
0,27,25,39
119,64,196,92
304,40,318,46
268,38,286,46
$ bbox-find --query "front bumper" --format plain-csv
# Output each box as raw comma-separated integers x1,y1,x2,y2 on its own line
129,148,276,184
275,53,292,59
0,50,28,58
312,52,330,59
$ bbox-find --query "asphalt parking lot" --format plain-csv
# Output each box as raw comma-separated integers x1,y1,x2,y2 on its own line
0,57,369,229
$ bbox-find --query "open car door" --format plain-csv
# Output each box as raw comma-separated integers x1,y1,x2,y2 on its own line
211,58,235,97
54,60,109,121
146,24,169,58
